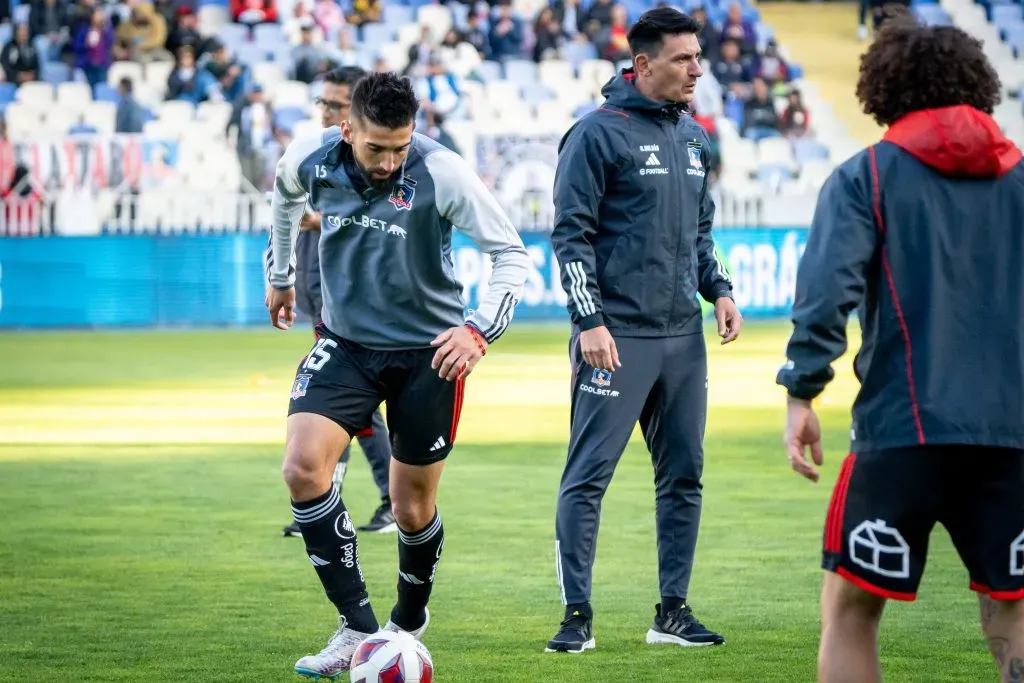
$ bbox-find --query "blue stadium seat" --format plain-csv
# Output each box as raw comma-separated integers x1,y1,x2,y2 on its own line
41,61,71,85
787,62,804,80
992,3,1023,24
562,41,597,71
504,59,537,86
724,98,744,128
757,163,794,182
793,138,829,163
475,60,502,83
94,82,120,102
362,22,397,48
382,4,414,27
521,81,554,104
1005,24,1024,56
274,106,310,134
0,83,16,106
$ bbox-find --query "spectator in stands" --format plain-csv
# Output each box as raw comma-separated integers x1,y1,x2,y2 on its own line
68,0,97,37
416,52,465,120
346,0,381,30
166,7,211,61
463,13,491,60
326,27,361,68
406,25,435,78
742,76,781,140
1,24,40,85
581,0,613,40
113,2,172,63
711,39,750,101
551,0,585,40
291,20,327,83
152,0,178,34
692,6,719,63
780,87,811,138
284,4,324,46
719,2,755,56
596,4,631,63
756,39,789,89
71,7,114,90
166,45,218,104
232,0,279,26
420,109,461,156
437,28,466,64
532,8,566,62
116,77,146,133
489,3,524,61
29,0,69,61
69,114,97,134
204,39,251,102
228,82,274,193
312,0,346,41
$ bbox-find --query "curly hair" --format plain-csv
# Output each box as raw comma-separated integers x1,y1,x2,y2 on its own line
856,7,1002,126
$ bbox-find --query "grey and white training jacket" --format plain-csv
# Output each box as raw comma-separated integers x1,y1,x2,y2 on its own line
266,127,530,350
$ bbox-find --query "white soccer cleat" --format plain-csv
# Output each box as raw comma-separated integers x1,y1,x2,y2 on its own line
294,616,375,680
384,607,430,640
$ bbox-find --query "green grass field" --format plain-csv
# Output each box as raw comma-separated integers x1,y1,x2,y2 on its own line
0,323,997,682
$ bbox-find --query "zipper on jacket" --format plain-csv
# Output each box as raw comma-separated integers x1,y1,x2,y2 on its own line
666,118,684,333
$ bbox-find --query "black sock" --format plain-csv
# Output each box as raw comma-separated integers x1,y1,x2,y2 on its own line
392,510,444,630
565,602,592,620
661,596,686,614
292,486,379,633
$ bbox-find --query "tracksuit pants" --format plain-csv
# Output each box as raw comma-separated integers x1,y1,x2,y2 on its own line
555,329,708,605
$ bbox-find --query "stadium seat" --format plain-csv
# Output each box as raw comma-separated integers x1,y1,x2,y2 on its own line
273,80,312,108
57,82,93,112
504,59,538,86
15,81,55,109
108,61,145,88
417,4,454,38
383,4,414,26
93,82,120,103
0,83,16,106
475,60,502,83
578,59,616,96
4,102,43,138
41,61,71,85
145,61,174,96
84,101,117,134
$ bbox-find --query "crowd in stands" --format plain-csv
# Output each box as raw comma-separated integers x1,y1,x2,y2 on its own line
0,0,829,219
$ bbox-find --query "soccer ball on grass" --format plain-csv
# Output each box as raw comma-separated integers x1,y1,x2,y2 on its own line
349,630,433,683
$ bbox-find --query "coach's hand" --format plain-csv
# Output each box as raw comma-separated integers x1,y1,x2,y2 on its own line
266,286,296,330
715,297,743,344
580,326,621,372
785,395,823,483
431,325,488,382
300,212,321,232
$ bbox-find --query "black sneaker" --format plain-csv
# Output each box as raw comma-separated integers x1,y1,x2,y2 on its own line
282,521,303,538
357,500,397,533
545,605,595,653
645,603,725,647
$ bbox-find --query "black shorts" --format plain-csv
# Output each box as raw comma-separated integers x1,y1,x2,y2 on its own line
288,323,465,466
822,446,1024,601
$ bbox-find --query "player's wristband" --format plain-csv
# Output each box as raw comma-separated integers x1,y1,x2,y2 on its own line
464,324,487,356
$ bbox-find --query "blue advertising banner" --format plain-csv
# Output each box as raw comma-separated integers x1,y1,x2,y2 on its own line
0,228,808,329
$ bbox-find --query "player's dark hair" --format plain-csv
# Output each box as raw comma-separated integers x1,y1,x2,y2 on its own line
857,7,1001,126
627,7,701,57
323,65,366,88
350,71,419,129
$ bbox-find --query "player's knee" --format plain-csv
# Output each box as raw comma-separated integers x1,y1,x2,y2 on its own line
822,573,886,628
391,497,433,532
281,442,328,495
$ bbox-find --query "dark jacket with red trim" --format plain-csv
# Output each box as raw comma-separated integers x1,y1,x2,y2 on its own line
550,69,733,337
777,105,1024,452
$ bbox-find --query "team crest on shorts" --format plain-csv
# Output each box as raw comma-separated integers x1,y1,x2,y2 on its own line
591,368,612,387
291,374,313,400
388,177,416,211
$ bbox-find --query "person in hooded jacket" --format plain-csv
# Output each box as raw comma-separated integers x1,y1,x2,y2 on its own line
547,6,742,655
777,13,1024,683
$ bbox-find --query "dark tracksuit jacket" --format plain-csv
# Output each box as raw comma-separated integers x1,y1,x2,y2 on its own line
550,70,734,605
777,105,1024,453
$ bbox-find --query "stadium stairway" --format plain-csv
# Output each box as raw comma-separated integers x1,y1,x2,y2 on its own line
757,2,885,148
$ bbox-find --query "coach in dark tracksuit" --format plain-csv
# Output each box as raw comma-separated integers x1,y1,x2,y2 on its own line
777,17,1024,681
545,8,743,655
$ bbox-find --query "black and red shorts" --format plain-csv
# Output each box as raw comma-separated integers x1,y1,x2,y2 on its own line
288,323,465,465
822,445,1024,601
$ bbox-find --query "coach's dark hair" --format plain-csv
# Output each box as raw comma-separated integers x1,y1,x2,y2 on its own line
323,65,366,88
627,7,701,57
350,71,419,129
857,7,1001,126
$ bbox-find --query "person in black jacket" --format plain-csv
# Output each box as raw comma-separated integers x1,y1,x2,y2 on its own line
777,13,1024,683
546,7,741,655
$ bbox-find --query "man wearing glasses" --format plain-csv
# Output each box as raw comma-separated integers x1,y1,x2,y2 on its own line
279,66,397,539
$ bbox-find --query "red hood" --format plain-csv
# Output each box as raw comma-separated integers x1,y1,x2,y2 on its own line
883,105,1022,178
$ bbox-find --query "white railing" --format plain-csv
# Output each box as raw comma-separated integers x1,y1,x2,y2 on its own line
0,188,811,237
